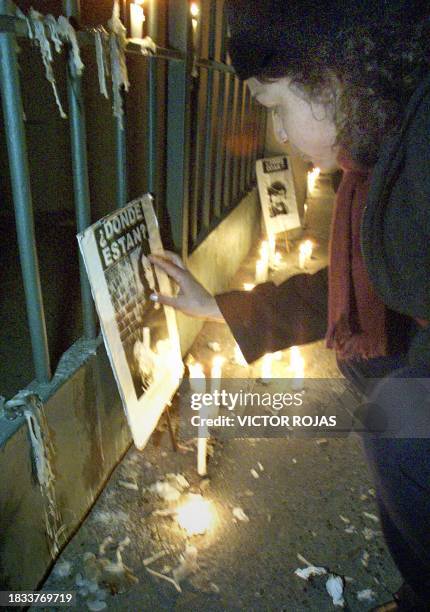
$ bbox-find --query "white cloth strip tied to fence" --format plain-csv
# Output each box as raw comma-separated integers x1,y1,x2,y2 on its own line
108,0,130,130
17,8,84,119
94,27,110,99
57,15,85,76
24,8,68,118
16,3,158,128
7,391,65,559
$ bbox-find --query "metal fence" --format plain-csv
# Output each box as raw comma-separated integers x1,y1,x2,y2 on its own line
0,0,266,394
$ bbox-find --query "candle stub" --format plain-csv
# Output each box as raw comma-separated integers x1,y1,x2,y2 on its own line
298,240,313,270
307,167,320,193
130,1,145,38
189,362,206,394
290,346,305,391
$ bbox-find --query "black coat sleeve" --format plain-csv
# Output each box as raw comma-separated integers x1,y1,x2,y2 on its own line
215,267,329,363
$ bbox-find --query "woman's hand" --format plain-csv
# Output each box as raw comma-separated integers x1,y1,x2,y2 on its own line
148,251,224,322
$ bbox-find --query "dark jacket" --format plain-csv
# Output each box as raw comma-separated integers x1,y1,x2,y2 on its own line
216,75,430,366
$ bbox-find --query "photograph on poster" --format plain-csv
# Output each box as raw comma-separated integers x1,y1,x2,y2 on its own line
257,155,301,235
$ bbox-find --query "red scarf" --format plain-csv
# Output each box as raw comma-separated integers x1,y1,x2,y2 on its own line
326,152,389,359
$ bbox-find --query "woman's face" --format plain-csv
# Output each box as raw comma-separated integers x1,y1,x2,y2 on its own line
247,77,339,171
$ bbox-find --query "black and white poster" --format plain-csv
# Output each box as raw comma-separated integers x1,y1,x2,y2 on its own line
78,195,183,449
256,155,301,234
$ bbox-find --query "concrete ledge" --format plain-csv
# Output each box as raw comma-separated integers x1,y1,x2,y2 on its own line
0,342,130,590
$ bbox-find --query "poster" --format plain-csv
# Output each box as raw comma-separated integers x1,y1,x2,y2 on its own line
78,195,183,449
256,155,301,235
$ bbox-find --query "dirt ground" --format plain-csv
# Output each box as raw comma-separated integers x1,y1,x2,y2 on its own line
37,175,402,611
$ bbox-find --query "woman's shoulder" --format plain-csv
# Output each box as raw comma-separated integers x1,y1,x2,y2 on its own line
403,76,430,229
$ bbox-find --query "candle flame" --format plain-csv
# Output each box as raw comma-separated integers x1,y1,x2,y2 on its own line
243,282,255,291
260,241,269,259
307,167,321,192
189,362,204,378
176,494,215,535
255,258,268,283
190,2,200,17
211,355,225,374
298,240,313,269
299,240,313,258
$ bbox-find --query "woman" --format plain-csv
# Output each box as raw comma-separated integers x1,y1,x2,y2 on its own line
150,1,430,608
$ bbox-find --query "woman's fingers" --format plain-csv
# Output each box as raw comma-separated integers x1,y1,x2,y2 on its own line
150,251,186,270
160,250,187,270
150,293,178,308
149,255,186,285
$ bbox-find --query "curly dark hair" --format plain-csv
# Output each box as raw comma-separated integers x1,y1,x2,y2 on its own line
259,17,430,166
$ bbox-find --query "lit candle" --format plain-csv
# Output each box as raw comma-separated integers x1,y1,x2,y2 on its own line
260,240,269,263
307,167,320,193
243,282,255,291
210,355,224,402
255,258,268,283
273,251,282,267
176,494,215,535
304,203,308,225
190,2,199,42
298,239,313,270
268,234,276,265
290,345,305,391
130,0,145,38
261,353,273,381
189,362,206,394
197,433,207,476
209,356,225,419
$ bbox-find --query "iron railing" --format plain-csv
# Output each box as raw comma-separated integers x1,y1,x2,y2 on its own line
0,0,266,395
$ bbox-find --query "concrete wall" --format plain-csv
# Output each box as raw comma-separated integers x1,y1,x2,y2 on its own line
0,341,131,590
0,188,260,591
178,189,261,354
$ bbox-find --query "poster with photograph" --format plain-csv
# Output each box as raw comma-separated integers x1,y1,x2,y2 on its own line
78,194,183,449
256,155,301,235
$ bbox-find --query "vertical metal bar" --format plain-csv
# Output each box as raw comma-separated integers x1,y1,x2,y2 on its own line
191,68,209,241
64,0,97,339
260,106,268,158
222,74,235,209
243,87,252,186
201,1,217,228
239,82,247,196
115,0,127,211
115,113,128,208
212,69,226,218
231,76,242,203
252,103,261,180
166,0,191,256
147,0,158,200
212,8,228,217
0,0,51,382
247,88,254,188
